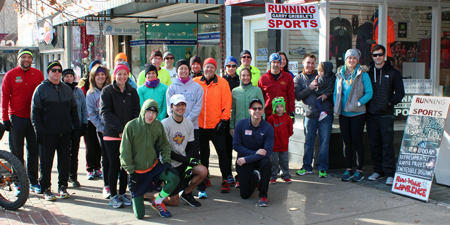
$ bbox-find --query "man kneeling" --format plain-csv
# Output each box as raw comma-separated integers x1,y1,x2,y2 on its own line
158,94,207,207
120,99,180,219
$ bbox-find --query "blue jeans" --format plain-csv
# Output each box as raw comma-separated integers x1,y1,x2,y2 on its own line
302,115,333,171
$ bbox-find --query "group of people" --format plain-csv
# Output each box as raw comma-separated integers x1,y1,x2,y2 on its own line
1,43,404,220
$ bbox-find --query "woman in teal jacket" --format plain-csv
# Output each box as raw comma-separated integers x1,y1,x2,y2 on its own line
333,49,373,183
137,64,168,121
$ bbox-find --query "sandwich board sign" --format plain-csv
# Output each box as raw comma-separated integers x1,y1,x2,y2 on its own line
392,96,450,202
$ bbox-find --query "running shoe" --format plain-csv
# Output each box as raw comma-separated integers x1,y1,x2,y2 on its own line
72,180,81,187
289,47,306,55
386,177,394,185
227,174,235,184
198,191,207,199
30,184,42,194
258,197,269,207
296,168,313,176
235,181,240,188
86,171,95,180
352,171,364,182
221,180,230,193
284,178,292,184
180,191,201,207
43,189,56,201
368,172,384,181
318,170,328,178
14,184,20,197
110,195,124,208
253,170,261,181
341,170,354,181
270,179,277,184
319,112,328,121
204,178,211,188
103,186,111,199
58,186,70,199
151,199,172,218
119,194,132,206
94,169,103,178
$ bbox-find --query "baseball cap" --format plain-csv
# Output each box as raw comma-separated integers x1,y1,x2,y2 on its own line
170,94,187,105
249,98,263,109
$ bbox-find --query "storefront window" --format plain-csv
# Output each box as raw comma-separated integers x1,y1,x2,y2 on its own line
72,26,106,80
440,8,450,97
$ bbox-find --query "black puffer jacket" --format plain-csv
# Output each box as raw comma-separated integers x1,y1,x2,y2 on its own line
367,61,405,115
31,80,80,135
100,80,140,138
316,62,335,96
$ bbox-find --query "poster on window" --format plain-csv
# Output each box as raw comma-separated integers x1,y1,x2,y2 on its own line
265,3,321,30
392,96,450,202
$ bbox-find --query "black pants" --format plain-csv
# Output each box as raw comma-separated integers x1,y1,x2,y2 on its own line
70,134,81,181
199,128,230,180
236,157,271,198
366,114,396,177
339,114,366,170
9,115,39,185
85,121,102,172
98,132,109,186
104,140,127,196
39,133,71,190
224,121,233,176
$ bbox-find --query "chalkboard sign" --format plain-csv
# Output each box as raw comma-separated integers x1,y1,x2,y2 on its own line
392,96,450,202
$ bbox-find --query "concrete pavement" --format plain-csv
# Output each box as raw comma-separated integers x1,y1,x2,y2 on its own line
1,134,450,225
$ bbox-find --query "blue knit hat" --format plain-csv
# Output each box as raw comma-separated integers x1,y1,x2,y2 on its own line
89,60,101,72
269,53,282,64
224,56,238,68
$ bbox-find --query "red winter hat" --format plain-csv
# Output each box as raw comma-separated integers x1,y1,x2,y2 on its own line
203,58,217,69
113,64,129,78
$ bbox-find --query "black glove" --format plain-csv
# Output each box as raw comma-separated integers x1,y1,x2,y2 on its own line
81,124,88,137
128,172,141,193
3,121,12,132
184,166,193,179
189,158,201,167
215,119,226,134
72,129,81,140
289,112,296,124
163,162,179,176
36,132,45,144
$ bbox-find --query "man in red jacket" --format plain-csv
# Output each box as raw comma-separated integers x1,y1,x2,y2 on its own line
1,48,44,195
258,53,295,120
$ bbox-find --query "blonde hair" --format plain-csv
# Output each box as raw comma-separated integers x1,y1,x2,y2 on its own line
317,63,324,72
89,65,111,93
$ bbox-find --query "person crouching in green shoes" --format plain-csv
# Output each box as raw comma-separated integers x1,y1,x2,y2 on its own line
120,99,180,219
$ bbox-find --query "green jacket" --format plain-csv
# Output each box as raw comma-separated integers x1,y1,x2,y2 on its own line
236,65,261,87
120,99,171,174
230,84,265,129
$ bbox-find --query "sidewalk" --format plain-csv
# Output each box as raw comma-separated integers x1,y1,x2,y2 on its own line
1,135,450,225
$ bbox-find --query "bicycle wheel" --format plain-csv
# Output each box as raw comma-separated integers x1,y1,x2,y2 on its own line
0,150,29,210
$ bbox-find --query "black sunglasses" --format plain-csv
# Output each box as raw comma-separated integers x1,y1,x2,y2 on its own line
226,64,237,68
372,53,384,57
51,68,62,73
165,57,174,60
251,107,263,111
242,56,252,59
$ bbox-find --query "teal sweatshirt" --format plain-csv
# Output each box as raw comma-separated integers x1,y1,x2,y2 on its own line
137,82,168,121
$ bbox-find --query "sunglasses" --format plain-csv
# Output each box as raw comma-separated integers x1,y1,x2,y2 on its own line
165,57,174,60
372,53,384,57
251,107,263,111
242,56,252,59
51,68,62,73
226,64,237,68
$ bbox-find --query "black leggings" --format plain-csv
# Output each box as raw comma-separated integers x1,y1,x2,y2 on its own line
339,114,366,170
97,132,109,187
199,128,230,180
85,121,102,172
103,140,127,196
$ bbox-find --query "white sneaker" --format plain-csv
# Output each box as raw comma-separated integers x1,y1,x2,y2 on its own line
103,186,111,199
318,112,328,121
386,177,394,185
368,173,384,181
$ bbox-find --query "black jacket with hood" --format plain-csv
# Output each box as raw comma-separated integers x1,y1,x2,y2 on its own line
316,62,336,96
367,61,405,115
31,80,81,135
100,80,140,138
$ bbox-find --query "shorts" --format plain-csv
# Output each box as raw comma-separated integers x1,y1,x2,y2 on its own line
131,162,164,198
169,163,192,196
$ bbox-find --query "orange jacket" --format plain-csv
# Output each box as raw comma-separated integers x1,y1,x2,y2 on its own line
373,16,395,57
194,75,232,129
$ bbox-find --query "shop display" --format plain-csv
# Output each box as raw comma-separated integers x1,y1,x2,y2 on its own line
373,15,396,58
356,22,374,65
329,17,352,68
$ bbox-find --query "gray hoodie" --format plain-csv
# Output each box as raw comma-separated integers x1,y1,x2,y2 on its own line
166,77,204,129
86,87,105,132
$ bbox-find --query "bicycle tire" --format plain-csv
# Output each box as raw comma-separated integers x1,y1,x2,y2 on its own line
0,150,29,210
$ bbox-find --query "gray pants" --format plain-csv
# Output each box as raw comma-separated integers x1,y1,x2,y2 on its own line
270,152,290,180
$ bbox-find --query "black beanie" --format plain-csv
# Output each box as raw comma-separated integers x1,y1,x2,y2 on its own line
176,59,191,72
190,56,202,67
61,68,75,80
18,48,33,59
47,60,62,73
145,63,157,76
240,50,252,58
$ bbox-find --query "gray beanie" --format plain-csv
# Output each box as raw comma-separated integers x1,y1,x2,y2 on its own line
344,49,361,60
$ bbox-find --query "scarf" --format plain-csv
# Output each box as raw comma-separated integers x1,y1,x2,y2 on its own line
145,78,160,88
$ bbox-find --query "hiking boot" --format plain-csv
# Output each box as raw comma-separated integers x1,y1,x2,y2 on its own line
43,189,56,201
296,168,312,176
352,171,364,182
341,170,353,181
151,199,172,218
110,195,124,208
58,186,70,199
103,186,111,199
284,178,292,184
221,180,230,193
386,177,394,185
181,191,201,207
270,179,277,184
119,194,132,206
198,191,207,199
258,197,269,207
227,174,235,184
318,170,328,178
30,184,42,194
86,171,94,180
368,172,384,181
